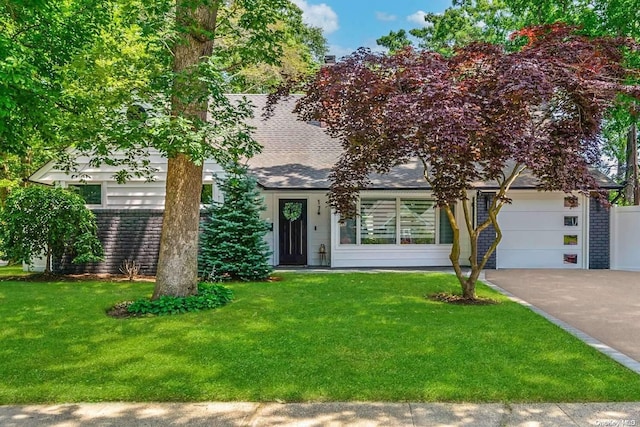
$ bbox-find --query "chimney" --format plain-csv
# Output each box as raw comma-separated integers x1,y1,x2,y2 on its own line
324,55,336,66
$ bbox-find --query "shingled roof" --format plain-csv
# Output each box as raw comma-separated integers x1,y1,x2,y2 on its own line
234,94,343,189
236,94,619,191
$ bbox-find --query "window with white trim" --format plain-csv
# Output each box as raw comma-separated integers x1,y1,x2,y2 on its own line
400,199,435,244
339,197,454,245
68,184,102,205
361,199,396,244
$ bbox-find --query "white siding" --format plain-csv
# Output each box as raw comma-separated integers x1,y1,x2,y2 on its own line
496,191,587,269
262,193,277,266
330,235,453,268
30,149,225,209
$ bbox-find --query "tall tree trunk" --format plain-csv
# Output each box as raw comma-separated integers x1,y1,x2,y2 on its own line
631,122,639,205
625,122,638,205
0,153,9,207
153,2,218,298
45,245,52,275
154,155,203,298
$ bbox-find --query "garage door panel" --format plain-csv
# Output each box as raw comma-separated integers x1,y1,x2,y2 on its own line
498,212,581,231
496,192,585,269
498,249,583,269
499,195,569,212
498,230,582,249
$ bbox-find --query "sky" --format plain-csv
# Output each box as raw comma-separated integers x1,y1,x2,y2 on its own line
291,0,454,59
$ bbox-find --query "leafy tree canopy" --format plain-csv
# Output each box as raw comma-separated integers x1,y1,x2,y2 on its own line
297,24,640,298
0,0,110,156
2,0,326,297
377,0,640,201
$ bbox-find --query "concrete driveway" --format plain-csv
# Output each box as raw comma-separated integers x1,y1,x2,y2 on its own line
485,269,640,365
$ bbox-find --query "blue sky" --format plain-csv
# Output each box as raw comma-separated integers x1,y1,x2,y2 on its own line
292,0,454,58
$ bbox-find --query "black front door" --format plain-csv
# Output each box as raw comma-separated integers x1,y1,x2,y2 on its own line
279,199,307,265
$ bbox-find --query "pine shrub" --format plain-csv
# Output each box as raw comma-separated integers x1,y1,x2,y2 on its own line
199,164,273,281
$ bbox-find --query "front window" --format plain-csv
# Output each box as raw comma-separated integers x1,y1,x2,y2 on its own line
360,199,396,244
201,184,214,204
400,199,435,244
340,197,454,245
339,218,356,244
69,184,102,205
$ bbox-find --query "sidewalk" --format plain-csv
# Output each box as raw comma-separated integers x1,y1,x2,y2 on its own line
1,402,639,426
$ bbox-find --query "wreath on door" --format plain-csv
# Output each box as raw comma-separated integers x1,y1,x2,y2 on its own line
283,202,303,221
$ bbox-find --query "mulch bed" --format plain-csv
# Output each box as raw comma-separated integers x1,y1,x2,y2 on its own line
106,301,144,319
427,292,500,305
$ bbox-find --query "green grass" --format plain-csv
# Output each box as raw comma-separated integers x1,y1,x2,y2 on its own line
0,264,32,277
1,267,639,404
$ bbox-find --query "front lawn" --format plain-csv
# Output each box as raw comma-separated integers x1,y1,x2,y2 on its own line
1,269,639,404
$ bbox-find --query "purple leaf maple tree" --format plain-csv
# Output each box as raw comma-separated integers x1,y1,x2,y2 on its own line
295,24,640,299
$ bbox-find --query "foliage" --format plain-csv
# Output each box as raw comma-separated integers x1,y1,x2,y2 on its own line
0,186,103,273
0,1,109,205
2,270,640,403
0,0,110,156
377,0,640,202
0,147,54,207
199,163,273,282
2,0,327,297
47,0,328,178
296,24,640,298
229,17,327,93
377,0,518,55
126,282,233,316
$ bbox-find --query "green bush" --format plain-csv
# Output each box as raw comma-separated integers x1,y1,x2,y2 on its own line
127,283,233,316
0,185,103,272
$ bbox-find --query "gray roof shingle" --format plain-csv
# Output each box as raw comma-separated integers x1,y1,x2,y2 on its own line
234,94,619,191
234,94,341,189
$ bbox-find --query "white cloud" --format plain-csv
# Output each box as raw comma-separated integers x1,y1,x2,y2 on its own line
376,11,397,22
291,0,339,35
407,10,431,27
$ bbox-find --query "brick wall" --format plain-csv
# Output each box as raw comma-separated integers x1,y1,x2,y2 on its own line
589,197,610,269
55,209,164,275
476,192,497,269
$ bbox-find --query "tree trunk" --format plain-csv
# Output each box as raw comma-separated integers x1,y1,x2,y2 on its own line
631,122,639,205
461,278,477,299
45,245,52,274
624,122,638,205
446,198,480,300
153,2,218,298
153,155,203,298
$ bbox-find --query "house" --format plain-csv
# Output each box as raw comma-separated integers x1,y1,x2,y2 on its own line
29,95,618,274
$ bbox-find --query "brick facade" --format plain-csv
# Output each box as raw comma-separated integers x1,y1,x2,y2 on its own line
476,192,497,269
588,198,610,269
55,209,163,275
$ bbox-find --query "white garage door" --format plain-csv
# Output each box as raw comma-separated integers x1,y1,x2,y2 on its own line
496,192,587,269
